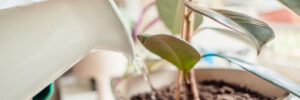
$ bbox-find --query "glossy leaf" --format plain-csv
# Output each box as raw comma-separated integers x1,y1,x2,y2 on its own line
203,54,300,98
156,0,203,34
279,0,300,16
184,1,275,54
138,34,200,73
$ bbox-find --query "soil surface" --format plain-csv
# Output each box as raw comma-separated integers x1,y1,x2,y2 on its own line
131,80,275,100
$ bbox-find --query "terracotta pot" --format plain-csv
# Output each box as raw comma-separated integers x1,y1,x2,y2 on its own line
114,68,289,100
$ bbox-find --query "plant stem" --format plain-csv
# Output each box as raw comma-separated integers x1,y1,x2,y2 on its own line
175,2,188,100
182,0,200,100
180,7,187,39
186,9,200,100
187,70,199,100
184,10,193,42
175,71,183,100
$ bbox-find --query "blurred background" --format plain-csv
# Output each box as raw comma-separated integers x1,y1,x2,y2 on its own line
1,0,300,100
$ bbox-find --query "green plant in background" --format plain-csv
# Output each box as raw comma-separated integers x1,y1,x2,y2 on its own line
156,0,203,34
137,0,300,100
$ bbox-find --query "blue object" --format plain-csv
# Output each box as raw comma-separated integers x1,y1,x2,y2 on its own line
202,50,216,66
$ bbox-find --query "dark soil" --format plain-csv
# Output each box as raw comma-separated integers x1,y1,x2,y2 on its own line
131,80,275,100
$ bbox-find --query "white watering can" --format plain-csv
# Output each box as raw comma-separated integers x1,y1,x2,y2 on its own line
0,0,134,99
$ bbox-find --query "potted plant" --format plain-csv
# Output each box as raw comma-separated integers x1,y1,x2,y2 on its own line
114,0,300,100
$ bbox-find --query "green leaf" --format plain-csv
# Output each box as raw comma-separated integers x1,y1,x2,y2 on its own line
194,14,203,30
138,34,200,73
203,54,300,98
156,0,203,34
279,0,300,16
184,1,275,54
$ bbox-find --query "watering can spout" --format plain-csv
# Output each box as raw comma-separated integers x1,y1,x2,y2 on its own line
0,0,134,99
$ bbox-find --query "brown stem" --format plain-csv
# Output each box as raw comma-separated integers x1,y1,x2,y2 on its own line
183,0,200,100
186,10,193,19
187,70,199,100
175,71,183,100
185,12,192,42
177,0,200,100
180,6,187,39
176,2,188,100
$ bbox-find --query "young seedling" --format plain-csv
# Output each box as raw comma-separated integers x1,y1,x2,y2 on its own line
136,0,300,99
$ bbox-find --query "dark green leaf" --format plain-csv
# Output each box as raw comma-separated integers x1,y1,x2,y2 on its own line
279,0,300,16
184,1,275,54
156,0,203,34
203,54,300,98
138,34,200,73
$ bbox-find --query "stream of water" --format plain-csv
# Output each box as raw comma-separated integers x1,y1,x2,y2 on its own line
133,58,157,100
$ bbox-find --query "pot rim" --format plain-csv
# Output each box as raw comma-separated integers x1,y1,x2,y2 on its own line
113,68,290,100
